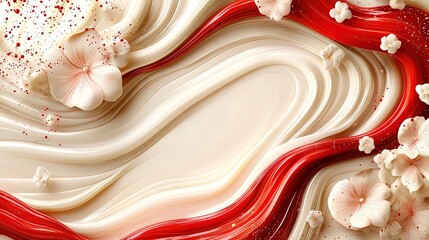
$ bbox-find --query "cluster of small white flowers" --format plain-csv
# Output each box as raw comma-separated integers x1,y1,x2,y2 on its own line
329,115,429,239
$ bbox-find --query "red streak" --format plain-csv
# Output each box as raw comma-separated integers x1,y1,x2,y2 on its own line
0,191,87,240
1,0,428,239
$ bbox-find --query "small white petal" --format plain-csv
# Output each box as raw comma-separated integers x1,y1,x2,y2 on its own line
104,38,130,68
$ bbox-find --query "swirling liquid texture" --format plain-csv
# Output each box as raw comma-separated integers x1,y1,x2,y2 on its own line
0,0,428,239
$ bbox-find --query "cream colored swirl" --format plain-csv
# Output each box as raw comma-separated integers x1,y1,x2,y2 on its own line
0,0,418,239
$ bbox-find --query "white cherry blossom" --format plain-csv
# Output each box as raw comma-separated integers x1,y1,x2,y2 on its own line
328,169,391,229
397,116,429,159
329,1,352,23
380,34,402,54
416,84,429,105
254,0,292,21
33,166,51,188
391,152,429,192
393,196,429,239
320,44,345,70
306,210,324,228
43,29,125,111
374,149,397,169
358,136,375,154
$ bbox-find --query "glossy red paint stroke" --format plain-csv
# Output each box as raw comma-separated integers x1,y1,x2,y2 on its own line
1,0,428,239
0,191,87,240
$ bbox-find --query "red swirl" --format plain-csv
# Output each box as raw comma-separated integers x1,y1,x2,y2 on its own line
1,0,428,239
0,191,86,240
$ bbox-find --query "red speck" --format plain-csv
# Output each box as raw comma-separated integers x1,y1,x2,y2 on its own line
16,42,20,47
14,9,20,14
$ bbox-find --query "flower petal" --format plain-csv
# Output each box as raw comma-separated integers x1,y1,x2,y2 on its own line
415,156,429,180
43,47,83,103
378,166,396,184
401,165,423,192
417,118,429,156
401,209,429,240
392,153,411,176
366,182,390,201
350,168,379,195
62,73,104,111
105,39,130,68
361,199,391,227
89,65,123,101
350,205,371,228
398,117,426,159
64,28,104,67
328,179,360,228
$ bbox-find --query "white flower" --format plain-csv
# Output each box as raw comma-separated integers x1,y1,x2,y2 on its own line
391,178,429,201
380,34,402,54
43,29,125,111
329,1,352,23
254,0,292,21
376,150,398,185
393,196,429,239
416,84,429,105
380,221,402,240
306,210,324,228
389,0,407,10
320,44,345,70
359,136,375,154
328,169,391,229
374,149,397,169
103,38,130,68
397,116,429,159
379,166,397,185
391,152,429,192
32,166,51,188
